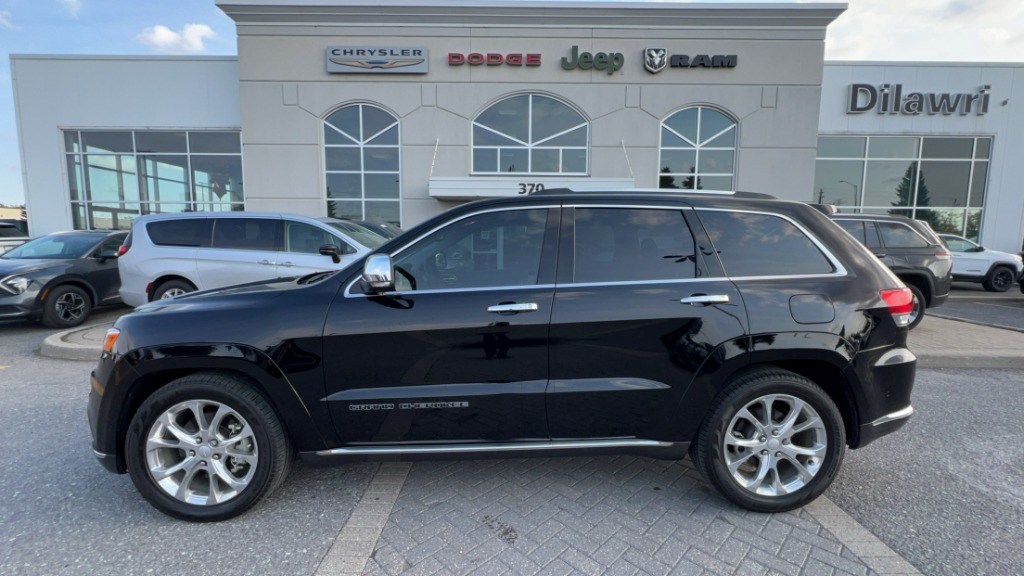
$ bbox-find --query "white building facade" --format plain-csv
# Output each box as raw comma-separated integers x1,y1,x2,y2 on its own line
10,1,1024,252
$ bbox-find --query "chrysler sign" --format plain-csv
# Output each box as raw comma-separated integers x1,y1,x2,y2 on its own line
326,46,429,74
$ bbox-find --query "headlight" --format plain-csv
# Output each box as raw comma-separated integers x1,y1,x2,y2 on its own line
1,276,30,295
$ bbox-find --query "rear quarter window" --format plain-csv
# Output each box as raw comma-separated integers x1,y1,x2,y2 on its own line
877,222,930,248
146,219,212,247
698,210,836,277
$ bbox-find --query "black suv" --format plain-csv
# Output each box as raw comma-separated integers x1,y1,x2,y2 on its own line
89,191,917,521
828,213,952,329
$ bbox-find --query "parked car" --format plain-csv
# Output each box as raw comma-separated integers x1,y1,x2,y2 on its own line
937,233,1023,292
353,219,402,240
0,230,126,327
117,212,388,306
90,190,917,521
0,219,28,237
827,213,952,329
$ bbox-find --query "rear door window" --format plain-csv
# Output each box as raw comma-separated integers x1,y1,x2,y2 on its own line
834,220,866,244
698,210,836,277
147,219,212,247
212,218,281,251
877,222,930,248
573,207,697,283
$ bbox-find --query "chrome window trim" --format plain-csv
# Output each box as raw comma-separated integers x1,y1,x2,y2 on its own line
697,207,849,278
316,438,673,457
344,204,559,298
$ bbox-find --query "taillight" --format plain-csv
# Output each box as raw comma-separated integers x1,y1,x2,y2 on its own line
880,287,914,327
116,244,129,257
934,250,951,260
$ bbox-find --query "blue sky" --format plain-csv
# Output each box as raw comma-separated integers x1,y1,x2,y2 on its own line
1,0,1023,206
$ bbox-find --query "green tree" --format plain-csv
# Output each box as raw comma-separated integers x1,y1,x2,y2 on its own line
891,163,941,230
659,167,678,189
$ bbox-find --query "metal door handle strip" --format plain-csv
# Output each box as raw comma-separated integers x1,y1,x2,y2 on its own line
679,294,730,305
487,303,539,314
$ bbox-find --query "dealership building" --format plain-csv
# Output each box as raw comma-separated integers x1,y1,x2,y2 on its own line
11,0,1024,252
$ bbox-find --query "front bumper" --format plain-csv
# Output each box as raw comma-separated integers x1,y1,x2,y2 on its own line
88,351,132,474
0,289,43,320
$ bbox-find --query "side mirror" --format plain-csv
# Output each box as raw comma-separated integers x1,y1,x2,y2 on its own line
319,244,341,264
968,246,985,253
362,253,394,292
97,250,118,262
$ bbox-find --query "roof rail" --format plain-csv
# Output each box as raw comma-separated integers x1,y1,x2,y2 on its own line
528,187,776,199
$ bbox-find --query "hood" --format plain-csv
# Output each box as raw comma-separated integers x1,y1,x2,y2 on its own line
0,258,66,278
131,275,316,315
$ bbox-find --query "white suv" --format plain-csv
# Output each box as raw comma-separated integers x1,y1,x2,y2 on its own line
117,212,389,306
939,233,1023,292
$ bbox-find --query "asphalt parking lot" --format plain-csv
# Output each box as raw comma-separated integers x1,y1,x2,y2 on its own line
1,302,1022,576
932,283,1024,331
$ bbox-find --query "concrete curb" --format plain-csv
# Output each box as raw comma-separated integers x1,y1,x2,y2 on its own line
806,497,922,575
39,321,114,361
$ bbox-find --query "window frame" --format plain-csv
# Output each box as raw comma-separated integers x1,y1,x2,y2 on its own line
658,106,738,192
322,103,402,227
470,93,590,176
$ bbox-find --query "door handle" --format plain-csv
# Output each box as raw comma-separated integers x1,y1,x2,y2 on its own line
487,303,539,314
679,294,730,306
279,261,293,267
257,259,273,266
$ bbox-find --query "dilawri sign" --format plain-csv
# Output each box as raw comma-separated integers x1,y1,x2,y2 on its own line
326,46,429,74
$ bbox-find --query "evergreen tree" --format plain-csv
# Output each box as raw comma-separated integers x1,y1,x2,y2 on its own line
659,167,678,189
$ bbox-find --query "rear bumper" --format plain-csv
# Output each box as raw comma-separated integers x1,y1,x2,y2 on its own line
929,291,948,308
857,405,914,447
119,286,148,308
846,346,916,448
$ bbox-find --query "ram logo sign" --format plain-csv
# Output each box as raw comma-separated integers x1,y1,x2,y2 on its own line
644,48,668,74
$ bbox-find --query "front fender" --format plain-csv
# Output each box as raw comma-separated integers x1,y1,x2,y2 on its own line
95,342,333,473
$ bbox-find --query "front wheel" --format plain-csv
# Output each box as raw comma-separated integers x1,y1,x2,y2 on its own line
41,284,92,328
125,373,292,521
691,368,845,513
983,266,1015,292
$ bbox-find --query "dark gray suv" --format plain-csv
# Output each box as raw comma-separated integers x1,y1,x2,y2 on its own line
829,213,952,329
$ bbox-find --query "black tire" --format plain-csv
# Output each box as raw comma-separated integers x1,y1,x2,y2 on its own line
905,284,926,330
690,367,845,513
152,279,195,301
125,372,292,521
983,266,1015,293
41,284,92,328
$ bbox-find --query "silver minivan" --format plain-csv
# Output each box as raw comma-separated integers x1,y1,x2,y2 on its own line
117,212,389,306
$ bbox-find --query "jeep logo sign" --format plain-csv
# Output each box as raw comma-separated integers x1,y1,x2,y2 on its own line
561,45,624,75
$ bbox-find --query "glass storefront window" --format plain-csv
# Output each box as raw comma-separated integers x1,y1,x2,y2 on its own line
324,104,401,226
472,94,589,175
63,130,243,230
815,135,992,238
659,106,736,191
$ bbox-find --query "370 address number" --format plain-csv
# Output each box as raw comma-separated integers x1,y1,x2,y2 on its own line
517,183,545,194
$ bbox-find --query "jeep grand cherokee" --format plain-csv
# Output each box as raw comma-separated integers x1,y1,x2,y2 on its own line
88,190,917,521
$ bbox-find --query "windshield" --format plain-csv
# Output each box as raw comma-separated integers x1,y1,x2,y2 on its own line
2,234,99,259
326,221,387,250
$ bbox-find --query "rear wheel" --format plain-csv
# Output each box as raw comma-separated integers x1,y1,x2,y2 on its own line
125,373,292,521
905,284,926,329
41,284,92,328
152,279,195,301
691,368,845,513
983,266,1014,292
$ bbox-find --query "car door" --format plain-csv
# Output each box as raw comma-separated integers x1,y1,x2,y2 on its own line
196,217,282,289
875,220,934,274
944,235,986,276
546,204,747,441
85,234,126,304
279,219,356,276
322,206,559,445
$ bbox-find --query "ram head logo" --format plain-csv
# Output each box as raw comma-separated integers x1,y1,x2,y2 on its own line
644,48,667,74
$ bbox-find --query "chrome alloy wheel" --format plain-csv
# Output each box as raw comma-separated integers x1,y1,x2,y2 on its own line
55,291,87,322
145,399,258,506
908,293,922,326
723,394,827,497
160,288,187,299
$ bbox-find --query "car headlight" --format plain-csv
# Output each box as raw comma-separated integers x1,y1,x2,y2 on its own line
1,276,30,295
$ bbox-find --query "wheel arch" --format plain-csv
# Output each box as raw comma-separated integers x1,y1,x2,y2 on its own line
148,275,198,300
41,275,98,306
105,345,330,473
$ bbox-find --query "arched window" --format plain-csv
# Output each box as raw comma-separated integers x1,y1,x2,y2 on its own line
324,104,401,226
659,106,736,191
472,94,588,175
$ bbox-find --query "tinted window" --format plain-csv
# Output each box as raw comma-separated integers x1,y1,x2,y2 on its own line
393,209,548,291
699,210,835,277
285,221,351,254
2,234,99,259
147,219,212,247
943,236,974,252
834,220,866,244
212,218,280,251
574,208,696,282
877,222,930,248
863,221,882,249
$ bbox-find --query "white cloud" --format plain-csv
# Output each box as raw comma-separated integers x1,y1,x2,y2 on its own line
826,0,1024,61
136,23,216,53
58,0,82,17
0,10,16,29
